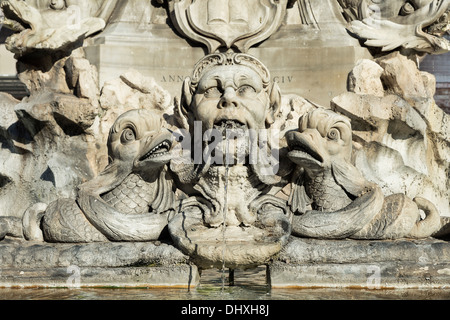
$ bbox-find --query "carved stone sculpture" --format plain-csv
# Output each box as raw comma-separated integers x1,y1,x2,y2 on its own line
169,0,288,53
168,52,292,269
0,0,118,55
339,0,450,55
0,0,449,290
22,109,176,242
287,108,441,239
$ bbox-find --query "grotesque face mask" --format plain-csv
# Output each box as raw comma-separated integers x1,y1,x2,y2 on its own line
191,64,270,132
179,52,281,134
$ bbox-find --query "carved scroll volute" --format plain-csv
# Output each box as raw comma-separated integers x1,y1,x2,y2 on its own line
170,0,288,53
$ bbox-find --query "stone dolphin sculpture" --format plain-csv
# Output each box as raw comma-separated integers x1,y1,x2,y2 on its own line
21,109,177,242
286,108,441,240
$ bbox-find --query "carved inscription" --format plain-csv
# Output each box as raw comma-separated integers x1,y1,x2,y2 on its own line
160,75,294,84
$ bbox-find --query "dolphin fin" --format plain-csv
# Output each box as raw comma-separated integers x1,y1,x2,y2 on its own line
288,175,312,214
331,159,370,198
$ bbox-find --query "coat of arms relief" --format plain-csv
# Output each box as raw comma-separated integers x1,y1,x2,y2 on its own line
169,0,288,53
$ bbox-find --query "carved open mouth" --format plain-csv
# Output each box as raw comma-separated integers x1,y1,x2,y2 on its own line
425,8,450,37
286,131,324,166
213,119,247,131
288,144,323,164
139,140,172,162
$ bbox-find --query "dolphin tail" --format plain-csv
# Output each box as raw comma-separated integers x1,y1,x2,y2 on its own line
408,197,441,239
22,203,47,241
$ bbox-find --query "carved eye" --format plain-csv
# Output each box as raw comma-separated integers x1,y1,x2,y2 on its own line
237,85,256,96
121,128,136,144
327,128,340,141
400,2,415,16
204,87,221,98
50,0,65,10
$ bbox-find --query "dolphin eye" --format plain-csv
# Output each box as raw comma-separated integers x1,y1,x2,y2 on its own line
121,128,136,144
327,128,340,141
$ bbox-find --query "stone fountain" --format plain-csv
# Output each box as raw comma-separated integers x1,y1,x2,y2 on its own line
0,0,449,289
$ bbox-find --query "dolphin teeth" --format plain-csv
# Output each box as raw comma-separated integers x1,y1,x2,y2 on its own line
139,140,171,161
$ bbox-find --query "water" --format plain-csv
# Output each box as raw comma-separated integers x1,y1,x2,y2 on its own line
221,137,230,292
1,267,450,300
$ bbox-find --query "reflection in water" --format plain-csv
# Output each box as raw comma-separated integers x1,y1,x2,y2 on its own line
1,267,450,300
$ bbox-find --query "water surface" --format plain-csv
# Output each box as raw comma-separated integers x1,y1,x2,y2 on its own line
1,267,450,300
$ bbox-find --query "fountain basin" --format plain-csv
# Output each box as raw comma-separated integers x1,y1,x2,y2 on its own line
169,206,290,270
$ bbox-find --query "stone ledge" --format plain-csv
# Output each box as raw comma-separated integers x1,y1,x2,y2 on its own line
0,265,199,289
270,262,450,289
270,237,450,289
0,239,189,268
0,239,199,288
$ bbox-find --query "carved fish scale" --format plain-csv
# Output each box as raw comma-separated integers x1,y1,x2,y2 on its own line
305,169,353,212
42,199,108,243
101,173,158,215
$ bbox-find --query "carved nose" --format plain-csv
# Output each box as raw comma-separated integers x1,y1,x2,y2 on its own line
218,87,239,109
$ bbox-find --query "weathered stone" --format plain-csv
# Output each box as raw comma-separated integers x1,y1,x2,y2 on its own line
287,108,440,240
331,55,449,219
0,265,200,288
348,59,384,97
377,52,429,99
331,92,391,126
274,95,316,134
17,57,72,95
170,0,288,53
441,112,450,146
347,0,450,55
421,71,437,98
271,237,450,288
0,88,104,217
0,239,188,268
412,98,445,135
99,70,172,116
84,0,372,107
37,109,176,243
271,262,450,289
1,0,107,56
0,92,20,132
0,0,449,291
0,239,197,288
120,69,172,110
64,56,100,103
168,52,292,269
